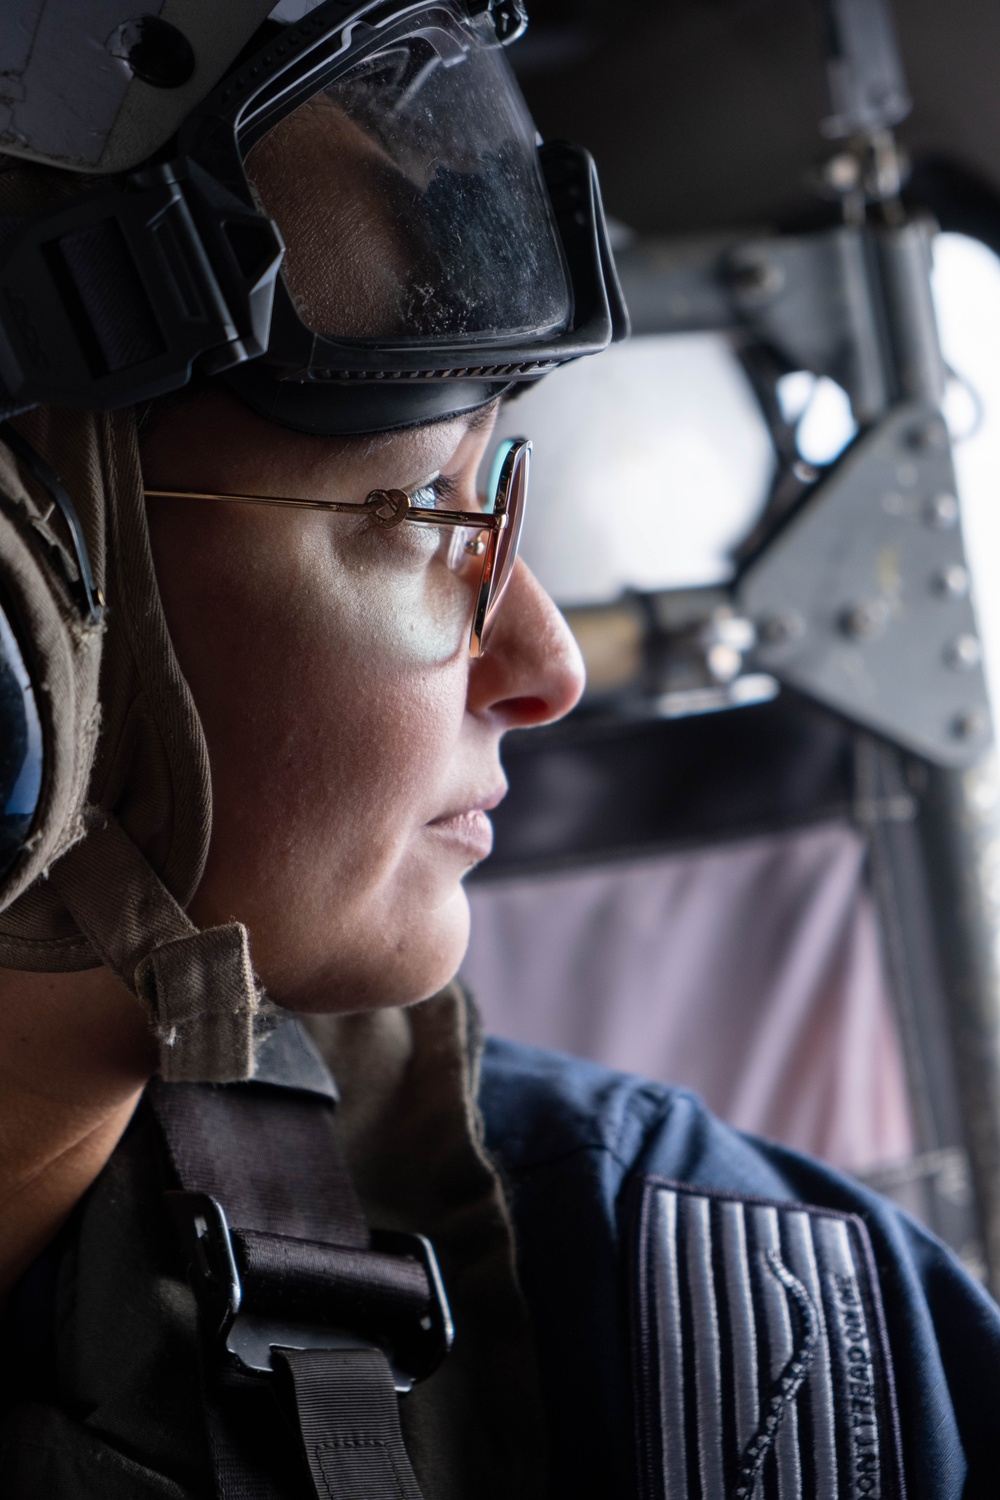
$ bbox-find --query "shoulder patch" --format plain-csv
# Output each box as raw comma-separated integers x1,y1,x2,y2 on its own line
629,1178,906,1500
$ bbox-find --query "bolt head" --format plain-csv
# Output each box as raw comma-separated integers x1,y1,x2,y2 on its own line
840,601,890,641
758,611,806,647
706,642,742,683
951,708,990,741
726,255,785,304
908,418,949,451
712,615,756,652
824,153,862,191
947,633,983,670
936,564,971,598
926,493,960,529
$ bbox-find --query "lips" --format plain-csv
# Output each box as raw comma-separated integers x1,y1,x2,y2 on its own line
428,781,507,825
426,782,507,860
427,808,494,860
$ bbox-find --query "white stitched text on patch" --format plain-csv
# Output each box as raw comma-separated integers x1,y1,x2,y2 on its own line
831,1273,881,1499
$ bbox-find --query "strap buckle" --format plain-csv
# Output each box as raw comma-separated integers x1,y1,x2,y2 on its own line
167,1191,453,1394
0,160,282,413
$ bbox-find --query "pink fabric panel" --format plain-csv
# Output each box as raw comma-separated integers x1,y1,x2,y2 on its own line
461,822,914,1173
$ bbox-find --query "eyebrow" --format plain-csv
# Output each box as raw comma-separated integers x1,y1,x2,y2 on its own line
465,398,502,433
351,398,501,462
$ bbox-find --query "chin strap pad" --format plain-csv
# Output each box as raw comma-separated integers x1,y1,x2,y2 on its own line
48,809,275,1081
135,922,263,1082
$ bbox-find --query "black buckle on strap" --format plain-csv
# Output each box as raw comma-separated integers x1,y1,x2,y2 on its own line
167,1191,453,1394
0,161,282,413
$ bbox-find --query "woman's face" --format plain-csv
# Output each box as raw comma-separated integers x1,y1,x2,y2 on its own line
142,391,584,1013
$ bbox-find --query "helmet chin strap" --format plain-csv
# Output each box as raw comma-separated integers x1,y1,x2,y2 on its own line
49,808,278,1082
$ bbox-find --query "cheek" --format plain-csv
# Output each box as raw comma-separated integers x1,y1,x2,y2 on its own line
150,505,470,921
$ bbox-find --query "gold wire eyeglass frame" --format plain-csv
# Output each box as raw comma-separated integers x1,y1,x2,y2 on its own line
145,437,530,658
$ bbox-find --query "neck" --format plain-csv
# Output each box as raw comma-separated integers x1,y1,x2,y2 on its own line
0,965,155,1300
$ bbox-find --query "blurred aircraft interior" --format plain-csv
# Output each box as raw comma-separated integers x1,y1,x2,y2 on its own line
460,0,1000,1295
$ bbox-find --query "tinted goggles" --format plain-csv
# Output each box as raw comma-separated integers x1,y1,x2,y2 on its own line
0,0,627,435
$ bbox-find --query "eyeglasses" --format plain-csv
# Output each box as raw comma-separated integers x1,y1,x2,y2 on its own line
145,436,529,659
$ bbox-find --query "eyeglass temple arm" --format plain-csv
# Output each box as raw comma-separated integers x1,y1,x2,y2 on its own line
143,489,505,531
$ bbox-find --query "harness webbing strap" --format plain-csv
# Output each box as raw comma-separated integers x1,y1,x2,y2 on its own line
147,1078,369,1245
231,1228,432,1330
276,1347,425,1500
145,1076,433,1500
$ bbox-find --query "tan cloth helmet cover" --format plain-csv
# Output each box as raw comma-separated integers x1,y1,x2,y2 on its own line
0,404,211,953
0,165,270,1082
0,414,104,916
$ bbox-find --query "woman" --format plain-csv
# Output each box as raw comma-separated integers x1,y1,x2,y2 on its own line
0,3,998,1498
0,384,585,1498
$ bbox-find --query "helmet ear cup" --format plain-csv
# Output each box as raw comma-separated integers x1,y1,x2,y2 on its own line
0,583,44,886
0,444,103,921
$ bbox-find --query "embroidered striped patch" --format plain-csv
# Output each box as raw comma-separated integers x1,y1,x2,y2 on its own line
631,1179,905,1500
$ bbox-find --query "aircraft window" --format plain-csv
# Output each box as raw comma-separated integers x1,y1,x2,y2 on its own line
775,370,857,467
932,231,1000,722
491,331,775,602
493,233,1000,651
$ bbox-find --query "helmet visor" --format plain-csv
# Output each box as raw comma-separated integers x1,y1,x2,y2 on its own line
242,3,573,348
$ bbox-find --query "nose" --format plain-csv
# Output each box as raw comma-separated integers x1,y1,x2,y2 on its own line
466,558,585,728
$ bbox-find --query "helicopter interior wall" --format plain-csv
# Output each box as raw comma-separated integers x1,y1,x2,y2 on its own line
461,698,913,1174
511,0,1000,238
464,694,979,1261
463,817,911,1174
455,0,999,1270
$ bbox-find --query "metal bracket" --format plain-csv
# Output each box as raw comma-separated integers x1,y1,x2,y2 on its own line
738,403,991,766
816,0,912,140
615,219,942,423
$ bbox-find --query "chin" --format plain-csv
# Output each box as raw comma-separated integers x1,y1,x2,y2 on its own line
274,886,472,1016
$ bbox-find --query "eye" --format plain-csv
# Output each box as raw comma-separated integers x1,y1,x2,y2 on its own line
409,473,462,511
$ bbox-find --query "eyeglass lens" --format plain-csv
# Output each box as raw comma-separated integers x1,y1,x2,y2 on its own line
486,440,528,630
474,438,529,653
